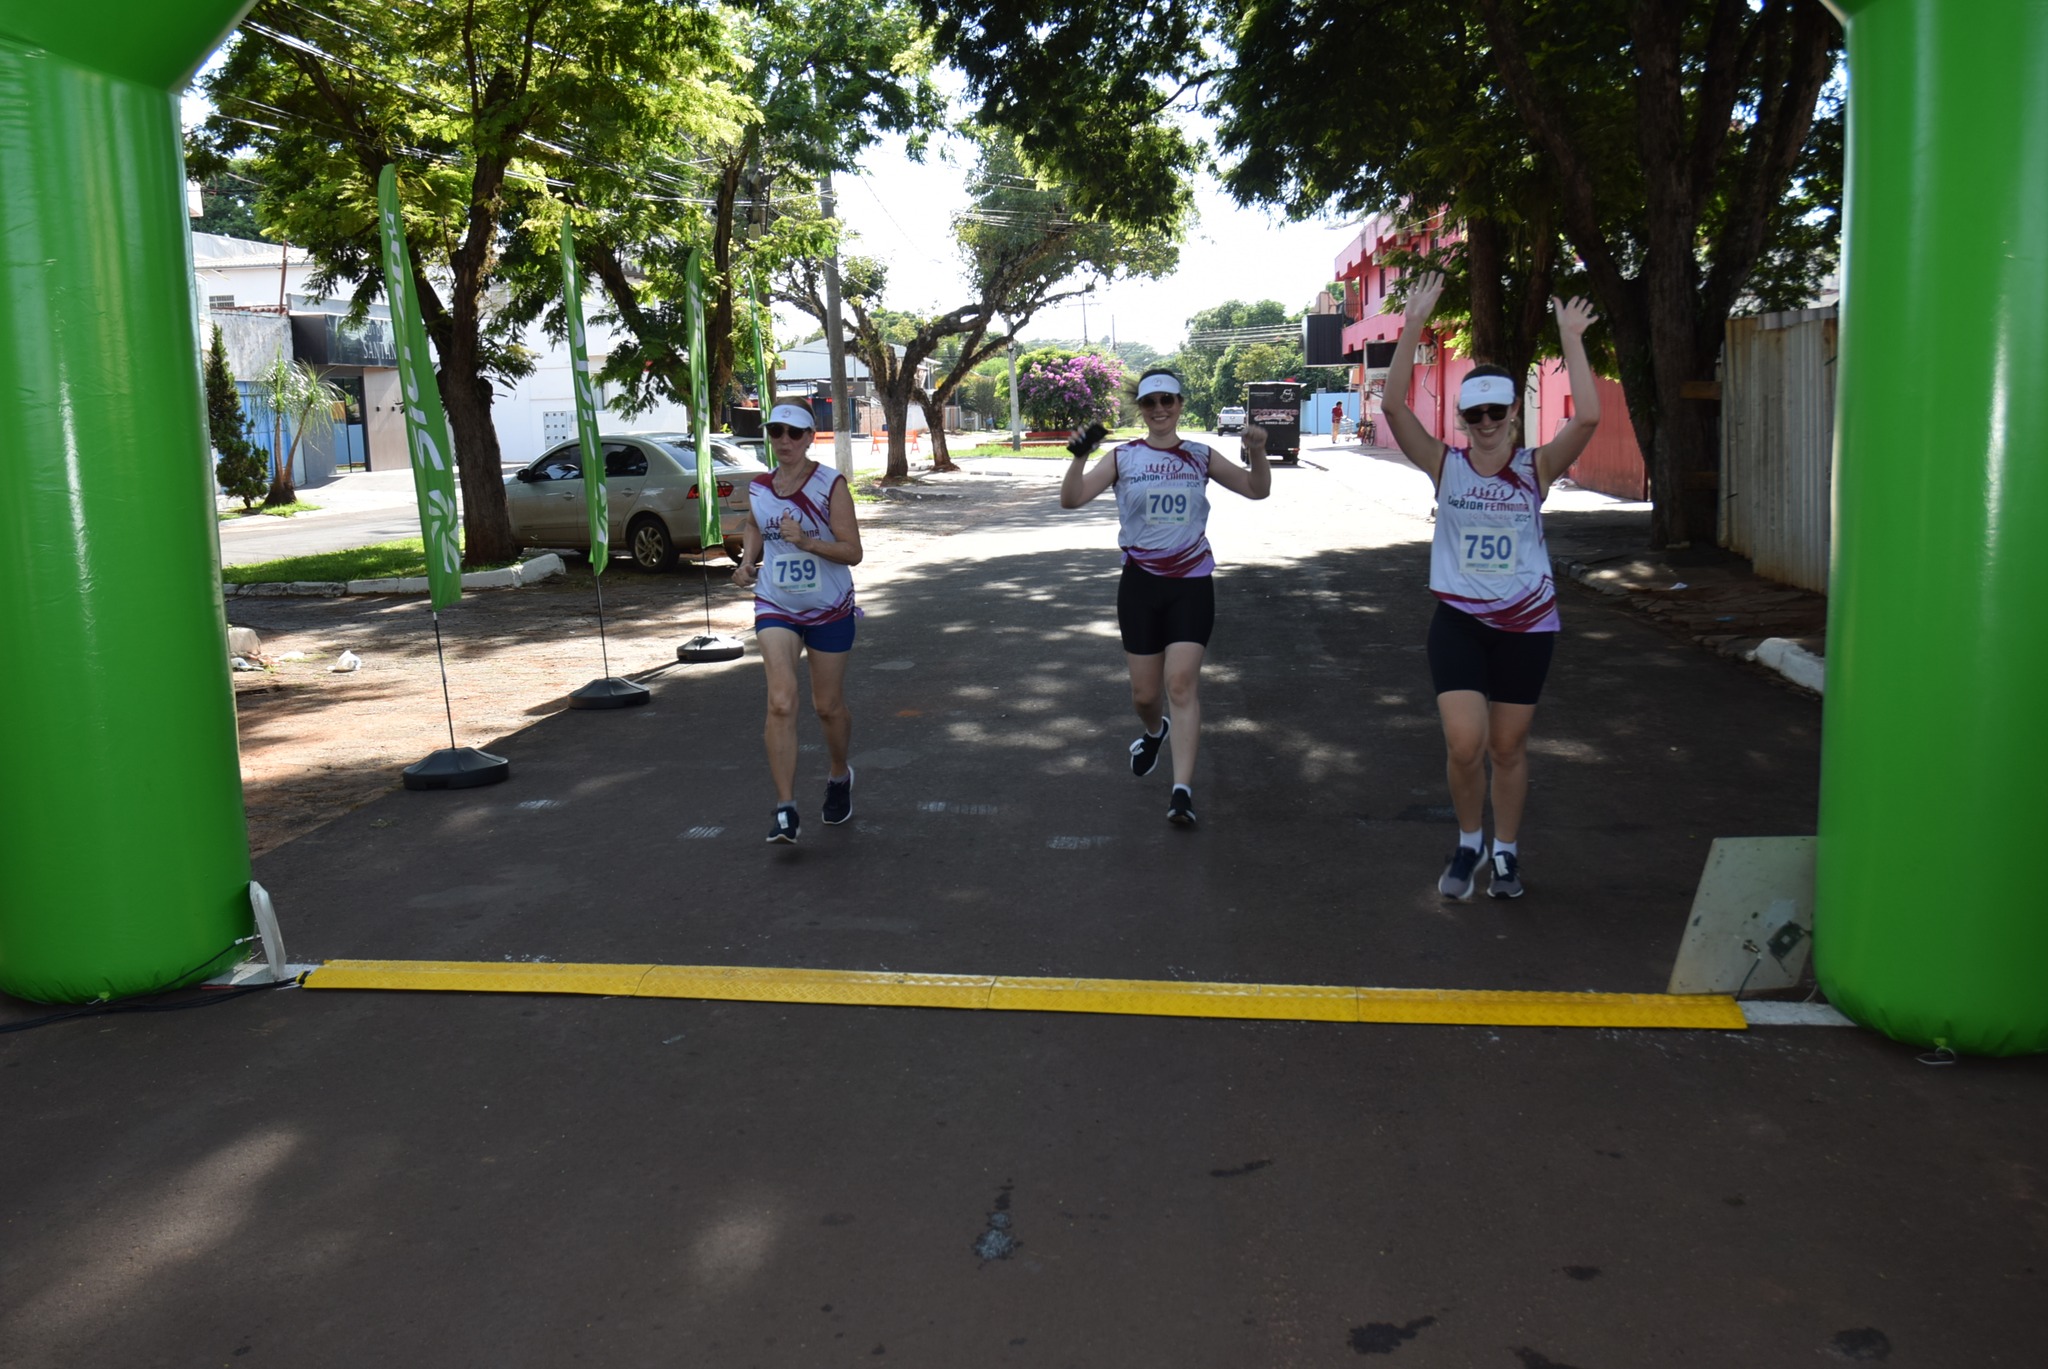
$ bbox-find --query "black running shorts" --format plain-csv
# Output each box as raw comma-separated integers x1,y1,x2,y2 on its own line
1427,601,1556,705
1117,562,1216,655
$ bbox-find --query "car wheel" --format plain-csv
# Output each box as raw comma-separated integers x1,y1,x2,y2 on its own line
628,515,677,572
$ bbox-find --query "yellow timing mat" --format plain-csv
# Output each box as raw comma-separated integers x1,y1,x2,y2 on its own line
303,960,1747,1030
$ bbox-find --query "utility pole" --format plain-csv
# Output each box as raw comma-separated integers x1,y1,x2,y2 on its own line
1005,321,1021,452
819,168,854,478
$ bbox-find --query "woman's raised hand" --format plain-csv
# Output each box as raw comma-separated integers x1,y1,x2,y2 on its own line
1405,270,1447,322
1552,294,1598,338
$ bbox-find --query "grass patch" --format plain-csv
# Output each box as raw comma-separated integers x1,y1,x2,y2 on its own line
955,426,1149,458
223,538,518,585
219,500,317,521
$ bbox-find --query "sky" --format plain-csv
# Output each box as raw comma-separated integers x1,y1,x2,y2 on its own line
812,125,1366,354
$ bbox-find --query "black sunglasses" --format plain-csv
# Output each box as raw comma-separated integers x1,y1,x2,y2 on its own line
1137,393,1180,410
1459,404,1512,423
765,423,810,439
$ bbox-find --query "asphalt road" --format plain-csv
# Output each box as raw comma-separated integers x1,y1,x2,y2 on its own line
8,443,2042,1368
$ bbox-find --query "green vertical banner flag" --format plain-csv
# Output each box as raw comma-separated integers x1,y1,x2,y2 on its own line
559,213,608,573
374,164,463,610
686,248,721,555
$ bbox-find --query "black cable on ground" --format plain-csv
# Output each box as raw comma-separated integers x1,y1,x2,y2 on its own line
1,939,300,1036
1,976,300,1036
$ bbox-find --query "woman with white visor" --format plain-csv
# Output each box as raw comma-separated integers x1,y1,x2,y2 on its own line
1060,368,1271,826
732,403,864,844
1382,272,1601,899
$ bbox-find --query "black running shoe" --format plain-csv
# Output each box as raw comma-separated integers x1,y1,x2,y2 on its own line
1129,716,1170,777
767,805,800,844
1487,850,1524,899
822,768,854,825
1438,845,1483,899
1167,786,1196,827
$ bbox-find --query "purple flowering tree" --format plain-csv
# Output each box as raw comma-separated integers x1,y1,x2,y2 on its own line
1016,349,1126,429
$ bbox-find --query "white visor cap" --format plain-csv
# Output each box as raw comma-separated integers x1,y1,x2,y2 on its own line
1457,374,1517,410
767,403,816,430
1135,373,1183,400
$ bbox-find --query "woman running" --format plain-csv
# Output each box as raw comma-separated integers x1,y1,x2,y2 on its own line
1059,369,1271,827
1382,272,1601,899
732,403,864,844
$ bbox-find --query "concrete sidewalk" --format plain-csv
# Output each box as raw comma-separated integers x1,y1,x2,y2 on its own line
6,452,2038,1368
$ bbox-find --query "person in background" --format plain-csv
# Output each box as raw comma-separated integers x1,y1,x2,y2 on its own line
1058,369,1272,828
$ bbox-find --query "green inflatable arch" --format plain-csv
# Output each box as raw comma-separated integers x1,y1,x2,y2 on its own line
1816,0,2048,1056
1,0,2042,1055
1,2,258,1004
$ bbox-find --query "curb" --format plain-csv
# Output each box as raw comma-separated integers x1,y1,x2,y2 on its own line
1555,557,1825,696
225,553,565,599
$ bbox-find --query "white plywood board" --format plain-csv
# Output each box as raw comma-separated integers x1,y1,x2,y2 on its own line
1669,836,1817,995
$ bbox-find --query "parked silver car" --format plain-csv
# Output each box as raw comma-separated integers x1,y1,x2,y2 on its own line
505,432,767,571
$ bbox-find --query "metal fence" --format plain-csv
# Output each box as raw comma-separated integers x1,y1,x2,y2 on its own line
1720,306,1837,593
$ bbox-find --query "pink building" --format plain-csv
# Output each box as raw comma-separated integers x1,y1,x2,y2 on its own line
1333,213,1648,501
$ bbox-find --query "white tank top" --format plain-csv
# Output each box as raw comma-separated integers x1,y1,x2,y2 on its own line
1429,446,1559,632
748,464,856,623
1113,439,1216,578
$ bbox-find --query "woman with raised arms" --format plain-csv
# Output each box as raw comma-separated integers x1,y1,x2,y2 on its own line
1382,272,1601,899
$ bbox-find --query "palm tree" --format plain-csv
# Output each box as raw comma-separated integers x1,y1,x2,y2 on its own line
260,355,344,507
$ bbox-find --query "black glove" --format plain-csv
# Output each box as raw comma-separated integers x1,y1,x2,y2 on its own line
1067,422,1109,458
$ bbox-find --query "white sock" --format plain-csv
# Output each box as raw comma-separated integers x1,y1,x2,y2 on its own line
1147,719,1167,739
1173,783,1192,796
1459,828,1484,852
1492,838,1518,859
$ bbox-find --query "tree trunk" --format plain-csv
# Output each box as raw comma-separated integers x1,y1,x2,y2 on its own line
915,384,958,470
263,466,296,507
707,151,745,423
440,365,520,564
1465,217,1506,366
880,386,912,481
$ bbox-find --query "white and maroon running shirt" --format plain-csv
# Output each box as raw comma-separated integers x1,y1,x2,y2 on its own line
1428,446,1560,632
1112,439,1216,578
748,464,856,624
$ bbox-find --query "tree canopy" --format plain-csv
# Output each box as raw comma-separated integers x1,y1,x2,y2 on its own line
1210,0,1842,544
190,0,748,562
921,0,1844,545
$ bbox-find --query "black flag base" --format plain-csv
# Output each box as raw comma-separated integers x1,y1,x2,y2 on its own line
569,676,652,709
402,746,511,791
676,633,745,664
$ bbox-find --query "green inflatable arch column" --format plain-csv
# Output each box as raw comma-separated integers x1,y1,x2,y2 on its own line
1818,0,2048,1055
0,2,259,1002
